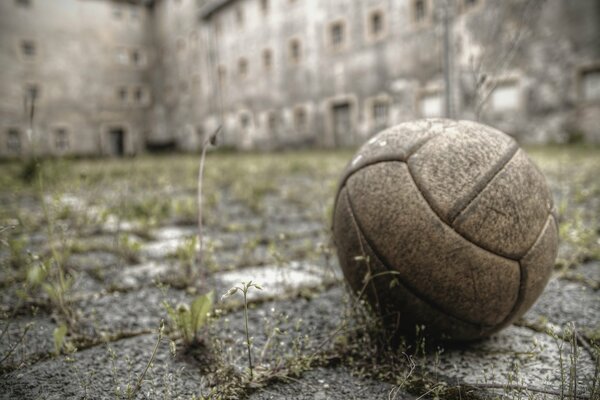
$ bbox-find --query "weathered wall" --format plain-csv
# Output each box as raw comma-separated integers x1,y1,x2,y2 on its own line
0,0,153,157
0,0,598,158
201,0,600,148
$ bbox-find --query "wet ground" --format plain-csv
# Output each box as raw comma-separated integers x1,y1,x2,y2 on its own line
0,147,598,399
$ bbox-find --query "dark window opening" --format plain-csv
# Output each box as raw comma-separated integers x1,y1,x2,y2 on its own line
372,100,389,128
268,112,277,134
6,129,21,153
131,49,140,65
235,6,244,27
289,39,301,63
332,102,352,146
21,40,36,57
330,22,344,48
240,114,250,130
134,87,143,102
118,87,127,102
54,128,69,152
263,49,272,70
25,84,39,101
108,127,125,156
414,0,427,22
370,12,383,36
15,0,31,7
294,108,307,132
238,58,248,77
260,0,269,14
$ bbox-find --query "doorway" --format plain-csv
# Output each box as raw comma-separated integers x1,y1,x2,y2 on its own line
108,127,126,156
331,102,353,147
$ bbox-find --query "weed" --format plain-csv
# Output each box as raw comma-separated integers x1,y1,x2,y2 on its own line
163,291,213,346
221,281,263,380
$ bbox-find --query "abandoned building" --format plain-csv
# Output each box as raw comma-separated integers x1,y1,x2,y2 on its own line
0,0,598,157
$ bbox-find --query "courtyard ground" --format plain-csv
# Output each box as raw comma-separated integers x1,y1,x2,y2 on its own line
0,146,598,399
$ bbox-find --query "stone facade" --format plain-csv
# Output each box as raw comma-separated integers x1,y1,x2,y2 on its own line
0,0,598,157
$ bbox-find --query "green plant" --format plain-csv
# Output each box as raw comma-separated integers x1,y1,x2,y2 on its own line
164,291,213,346
53,323,68,356
221,281,262,380
175,236,198,280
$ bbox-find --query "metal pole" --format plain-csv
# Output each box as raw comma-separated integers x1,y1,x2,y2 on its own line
442,0,454,118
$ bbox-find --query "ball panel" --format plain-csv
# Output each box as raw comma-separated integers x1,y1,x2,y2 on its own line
346,161,520,326
337,120,444,190
333,187,493,340
407,121,517,223
514,215,558,320
453,149,554,259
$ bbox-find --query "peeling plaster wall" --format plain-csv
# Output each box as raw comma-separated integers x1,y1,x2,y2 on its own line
0,0,598,157
0,0,153,157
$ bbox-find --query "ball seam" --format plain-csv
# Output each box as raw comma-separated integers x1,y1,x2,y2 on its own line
343,187,495,329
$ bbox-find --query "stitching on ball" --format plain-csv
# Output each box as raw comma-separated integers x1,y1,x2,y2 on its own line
495,213,554,330
343,188,493,329
447,143,520,224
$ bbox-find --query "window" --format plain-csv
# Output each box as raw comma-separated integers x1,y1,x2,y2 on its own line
214,18,222,35
240,114,250,130
267,112,277,134
368,10,385,39
329,21,345,50
263,49,272,70
419,92,442,117
112,6,122,19
20,40,36,58
463,0,478,9
238,58,248,78
235,6,244,27
54,128,69,152
413,0,427,23
25,83,39,101
131,49,142,66
6,129,21,153
580,67,600,102
133,86,143,103
372,100,389,128
260,0,269,14
294,107,307,132
491,81,520,111
117,86,127,102
289,38,301,64
15,0,31,7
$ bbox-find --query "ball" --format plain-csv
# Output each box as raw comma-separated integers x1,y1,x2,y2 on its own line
332,119,557,340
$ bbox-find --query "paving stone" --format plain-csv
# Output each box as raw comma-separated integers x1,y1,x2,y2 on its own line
427,325,595,397
248,367,402,400
152,225,197,241
106,261,175,290
0,316,56,368
66,250,122,272
522,269,600,336
74,287,191,335
216,262,335,303
0,332,207,400
213,287,346,370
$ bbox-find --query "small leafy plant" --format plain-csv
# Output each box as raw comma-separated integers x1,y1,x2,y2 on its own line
164,291,213,346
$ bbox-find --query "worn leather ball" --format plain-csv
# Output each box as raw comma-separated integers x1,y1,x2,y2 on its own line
332,119,557,340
